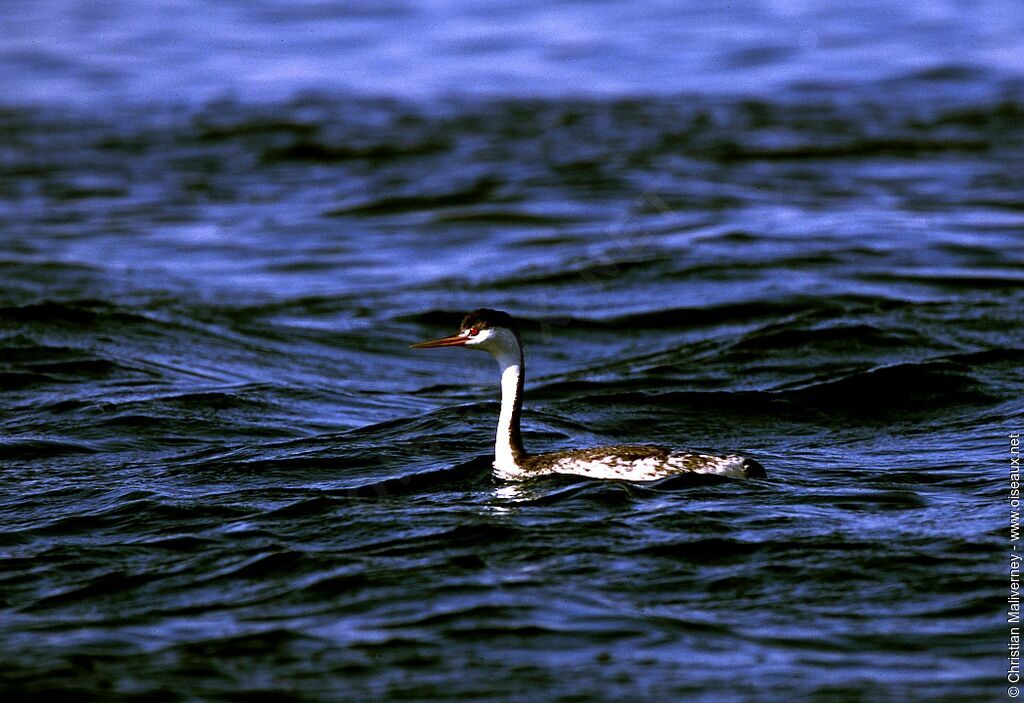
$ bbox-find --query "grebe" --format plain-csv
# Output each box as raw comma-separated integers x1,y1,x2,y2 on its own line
412,308,766,481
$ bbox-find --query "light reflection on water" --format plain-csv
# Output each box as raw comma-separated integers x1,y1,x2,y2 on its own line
1,1,1023,105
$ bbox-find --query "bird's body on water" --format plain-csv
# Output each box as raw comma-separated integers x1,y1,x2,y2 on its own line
412,309,766,481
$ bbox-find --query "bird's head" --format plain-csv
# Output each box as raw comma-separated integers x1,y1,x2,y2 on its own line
411,308,522,358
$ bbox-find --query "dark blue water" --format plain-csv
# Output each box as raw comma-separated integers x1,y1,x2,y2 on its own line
2,2,1022,701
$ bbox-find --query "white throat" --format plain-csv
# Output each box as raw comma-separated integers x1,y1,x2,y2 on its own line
493,347,522,476
468,326,526,478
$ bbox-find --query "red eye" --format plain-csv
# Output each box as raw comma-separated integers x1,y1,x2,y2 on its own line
469,327,480,335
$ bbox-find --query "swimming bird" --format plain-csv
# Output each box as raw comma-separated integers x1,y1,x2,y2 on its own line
411,308,766,481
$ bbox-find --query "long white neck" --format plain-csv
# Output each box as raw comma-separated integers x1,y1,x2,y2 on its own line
491,343,526,476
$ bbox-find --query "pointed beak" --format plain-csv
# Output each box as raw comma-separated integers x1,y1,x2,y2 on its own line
410,333,468,349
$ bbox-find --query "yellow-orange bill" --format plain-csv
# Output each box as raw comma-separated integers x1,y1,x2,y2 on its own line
410,334,468,349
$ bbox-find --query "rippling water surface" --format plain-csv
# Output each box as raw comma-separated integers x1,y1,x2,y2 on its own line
1,2,1022,701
